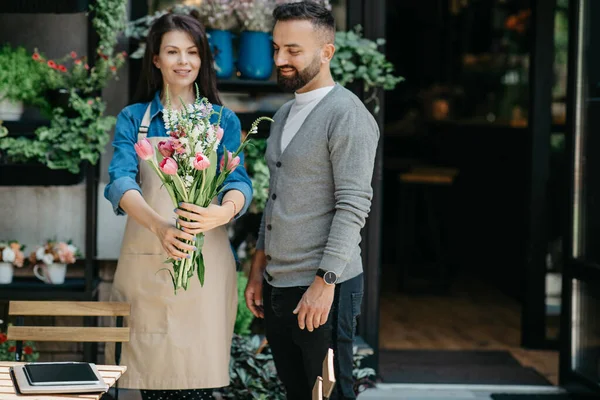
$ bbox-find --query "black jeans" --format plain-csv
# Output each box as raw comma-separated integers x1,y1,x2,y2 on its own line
264,274,364,400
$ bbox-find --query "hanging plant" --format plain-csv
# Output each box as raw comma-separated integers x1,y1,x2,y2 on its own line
331,25,404,113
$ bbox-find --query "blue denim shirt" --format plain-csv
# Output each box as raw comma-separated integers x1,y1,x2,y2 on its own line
104,91,253,218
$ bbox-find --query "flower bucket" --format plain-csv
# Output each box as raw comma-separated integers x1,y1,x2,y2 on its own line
34,263,67,284
208,29,234,79
0,96,24,121
0,262,14,284
238,31,273,80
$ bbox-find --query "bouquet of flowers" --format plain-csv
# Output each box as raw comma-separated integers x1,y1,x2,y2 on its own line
135,85,272,292
29,240,79,266
0,241,25,268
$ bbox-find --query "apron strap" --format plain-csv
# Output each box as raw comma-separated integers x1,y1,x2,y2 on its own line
136,104,153,184
137,104,152,140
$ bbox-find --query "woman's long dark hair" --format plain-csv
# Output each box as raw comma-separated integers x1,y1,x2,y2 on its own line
133,12,222,105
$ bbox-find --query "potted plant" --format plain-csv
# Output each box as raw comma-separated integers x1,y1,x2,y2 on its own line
201,0,238,79
0,241,26,284
0,0,126,183
331,26,404,113
29,240,80,285
0,320,39,362
0,46,51,120
0,93,116,177
235,0,276,80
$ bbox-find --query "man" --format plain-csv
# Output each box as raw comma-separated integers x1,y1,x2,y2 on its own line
244,2,379,399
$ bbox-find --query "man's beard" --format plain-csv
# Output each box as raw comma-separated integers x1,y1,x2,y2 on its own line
276,55,321,92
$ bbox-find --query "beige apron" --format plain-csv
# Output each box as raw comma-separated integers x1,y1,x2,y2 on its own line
106,105,238,390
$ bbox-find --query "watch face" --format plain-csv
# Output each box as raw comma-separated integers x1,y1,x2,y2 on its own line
324,271,337,284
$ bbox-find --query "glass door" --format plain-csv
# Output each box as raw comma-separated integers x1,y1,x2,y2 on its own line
560,0,600,394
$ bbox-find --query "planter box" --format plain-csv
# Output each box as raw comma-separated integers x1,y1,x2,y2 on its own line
0,0,88,13
0,163,85,186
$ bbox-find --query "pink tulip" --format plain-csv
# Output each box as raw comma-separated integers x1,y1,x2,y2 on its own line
158,140,175,157
216,126,224,141
159,157,178,175
220,151,240,172
134,138,154,160
193,153,211,171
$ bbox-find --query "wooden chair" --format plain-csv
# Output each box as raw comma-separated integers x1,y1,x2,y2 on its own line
312,348,336,400
7,301,130,400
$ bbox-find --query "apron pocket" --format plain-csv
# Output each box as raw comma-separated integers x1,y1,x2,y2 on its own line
112,253,173,334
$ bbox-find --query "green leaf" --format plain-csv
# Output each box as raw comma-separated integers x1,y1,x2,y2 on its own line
196,253,205,287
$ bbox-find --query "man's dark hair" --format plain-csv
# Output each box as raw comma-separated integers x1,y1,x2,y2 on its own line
273,1,335,42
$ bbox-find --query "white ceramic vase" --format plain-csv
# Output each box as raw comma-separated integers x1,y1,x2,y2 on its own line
34,263,67,284
0,262,14,284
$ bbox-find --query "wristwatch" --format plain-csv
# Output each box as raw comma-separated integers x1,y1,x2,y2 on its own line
316,269,338,285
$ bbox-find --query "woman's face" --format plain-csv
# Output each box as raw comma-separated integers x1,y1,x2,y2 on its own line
153,30,201,90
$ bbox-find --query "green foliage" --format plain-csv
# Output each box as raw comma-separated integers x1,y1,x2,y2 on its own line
245,139,269,213
223,334,286,400
90,0,128,57
332,26,404,113
0,0,125,172
235,272,255,336
0,46,51,111
0,322,40,363
0,92,116,173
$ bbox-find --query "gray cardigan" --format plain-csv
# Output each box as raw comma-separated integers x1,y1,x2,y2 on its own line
256,84,379,287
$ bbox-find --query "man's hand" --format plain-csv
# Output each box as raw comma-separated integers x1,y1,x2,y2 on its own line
293,277,335,332
245,277,264,318
245,250,267,318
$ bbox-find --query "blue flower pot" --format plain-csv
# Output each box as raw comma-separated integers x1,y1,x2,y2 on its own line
238,31,273,80
207,29,234,79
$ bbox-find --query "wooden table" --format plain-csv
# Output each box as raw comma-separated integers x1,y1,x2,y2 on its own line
0,362,127,400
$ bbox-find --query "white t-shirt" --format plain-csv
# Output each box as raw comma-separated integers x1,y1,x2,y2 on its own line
281,85,335,152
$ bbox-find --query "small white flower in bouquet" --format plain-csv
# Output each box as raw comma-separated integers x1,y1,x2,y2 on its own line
135,84,272,293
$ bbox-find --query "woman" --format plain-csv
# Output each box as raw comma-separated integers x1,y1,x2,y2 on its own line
104,13,252,400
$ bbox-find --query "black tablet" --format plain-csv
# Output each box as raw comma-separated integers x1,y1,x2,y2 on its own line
23,362,101,386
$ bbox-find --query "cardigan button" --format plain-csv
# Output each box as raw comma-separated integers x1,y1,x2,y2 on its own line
266,255,272,261
276,161,282,168
272,194,277,200
267,224,272,230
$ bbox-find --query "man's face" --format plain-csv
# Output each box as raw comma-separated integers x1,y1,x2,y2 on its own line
273,20,323,92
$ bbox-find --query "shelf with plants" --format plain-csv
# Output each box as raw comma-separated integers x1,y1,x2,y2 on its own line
0,241,98,300
0,0,89,14
0,0,127,309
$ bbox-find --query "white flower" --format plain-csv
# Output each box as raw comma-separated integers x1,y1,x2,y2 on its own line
67,244,77,254
36,247,46,261
2,247,15,263
180,137,189,145
43,253,54,265
195,141,205,154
